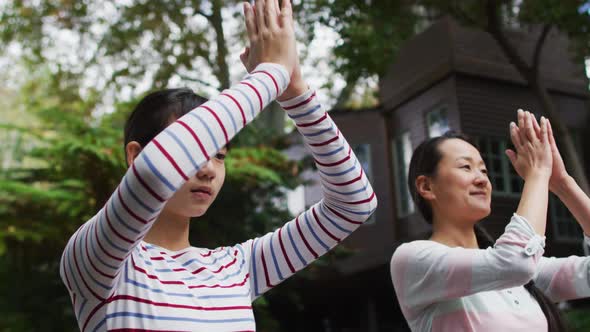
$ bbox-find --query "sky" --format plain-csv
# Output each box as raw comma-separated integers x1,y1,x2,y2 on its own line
0,2,588,116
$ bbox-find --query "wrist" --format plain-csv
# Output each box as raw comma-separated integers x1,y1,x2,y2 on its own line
277,80,308,102
551,174,575,198
525,168,552,182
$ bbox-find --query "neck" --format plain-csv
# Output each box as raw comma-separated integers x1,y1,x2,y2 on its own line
144,208,191,251
430,214,479,249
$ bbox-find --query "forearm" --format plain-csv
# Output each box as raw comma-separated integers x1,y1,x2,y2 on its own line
516,171,551,235
553,175,590,235
60,63,290,300
279,89,376,220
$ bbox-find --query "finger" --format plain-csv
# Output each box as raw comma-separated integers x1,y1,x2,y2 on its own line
530,112,541,139
517,108,525,129
517,109,527,145
547,119,557,147
244,2,257,40
509,122,522,148
239,47,250,67
524,112,537,143
279,0,292,27
540,116,549,145
265,0,278,29
505,149,517,167
255,0,266,32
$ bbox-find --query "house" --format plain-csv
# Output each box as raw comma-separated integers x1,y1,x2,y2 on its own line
279,17,590,331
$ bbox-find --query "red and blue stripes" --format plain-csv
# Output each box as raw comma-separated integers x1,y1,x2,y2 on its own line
247,88,377,298
60,63,377,331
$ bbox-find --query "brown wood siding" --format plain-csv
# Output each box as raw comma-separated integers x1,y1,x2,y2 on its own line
456,74,589,256
387,76,461,242
329,110,395,255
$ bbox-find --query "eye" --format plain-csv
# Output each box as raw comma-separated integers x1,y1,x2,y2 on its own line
461,165,471,170
214,152,226,160
481,169,488,175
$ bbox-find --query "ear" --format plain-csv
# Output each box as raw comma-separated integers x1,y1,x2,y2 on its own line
415,175,436,201
125,141,142,167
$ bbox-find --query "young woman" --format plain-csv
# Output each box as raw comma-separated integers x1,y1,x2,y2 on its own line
391,110,590,331
59,1,377,331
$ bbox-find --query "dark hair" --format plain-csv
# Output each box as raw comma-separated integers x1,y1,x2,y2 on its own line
408,131,566,332
124,88,208,154
407,131,475,223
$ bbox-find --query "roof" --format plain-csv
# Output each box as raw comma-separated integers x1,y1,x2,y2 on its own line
379,16,590,110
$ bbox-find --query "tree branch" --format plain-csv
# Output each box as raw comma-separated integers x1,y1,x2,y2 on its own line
485,0,534,82
451,5,478,27
195,10,211,20
334,72,361,109
177,72,217,89
532,24,552,78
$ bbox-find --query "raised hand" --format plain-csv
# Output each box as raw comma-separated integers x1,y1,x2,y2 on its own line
545,119,570,192
505,109,553,181
241,0,297,75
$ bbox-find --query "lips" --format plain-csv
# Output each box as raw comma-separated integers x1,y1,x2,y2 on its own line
190,186,212,196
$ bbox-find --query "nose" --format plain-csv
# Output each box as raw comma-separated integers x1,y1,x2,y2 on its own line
196,160,216,181
473,170,489,187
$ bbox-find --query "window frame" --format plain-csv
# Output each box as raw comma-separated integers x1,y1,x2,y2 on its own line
352,143,376,225
425,105,451,138
392,131,415,218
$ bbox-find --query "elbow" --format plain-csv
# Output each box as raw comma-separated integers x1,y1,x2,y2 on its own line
505,257,537,286
362,192,378,222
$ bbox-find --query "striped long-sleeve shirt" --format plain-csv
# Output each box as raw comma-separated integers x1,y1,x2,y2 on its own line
391,214,590,332
60,62,377,331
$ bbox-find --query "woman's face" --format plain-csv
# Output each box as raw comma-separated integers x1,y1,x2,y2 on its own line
162,147,227,218
428,139,492,223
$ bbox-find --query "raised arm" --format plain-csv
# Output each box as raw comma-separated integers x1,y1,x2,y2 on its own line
235,0,376,300
505,110,553,235
391,214,546,310
242,87,377,300
519,116,590,301
545,119,590,235
59,0,297,302
393,111,553,311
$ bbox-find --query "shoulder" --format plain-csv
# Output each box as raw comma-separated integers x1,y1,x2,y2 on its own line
391,240,453,271
393,240,446,259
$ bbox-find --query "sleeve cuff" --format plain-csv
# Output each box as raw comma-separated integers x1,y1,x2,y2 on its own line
511,213,546,256
277,89,319,118
250,63,290,95
277,88,314,107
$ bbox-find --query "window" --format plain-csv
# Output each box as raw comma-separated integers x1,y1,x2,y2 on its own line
352,144,372,181
426,107,450,138
550,194,583,242
352,144,376,225
548,129,584,242
392,132,414,217
476,136,522,195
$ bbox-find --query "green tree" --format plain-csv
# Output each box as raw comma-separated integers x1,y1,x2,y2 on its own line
303,0,418,108
313,0,590,192
418,0,590,193
0,62,306,330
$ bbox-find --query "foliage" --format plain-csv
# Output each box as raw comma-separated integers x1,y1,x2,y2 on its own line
0,61,309,330
0,1,317,329
301,0,418,106
419,0,590,59
564,307,590,332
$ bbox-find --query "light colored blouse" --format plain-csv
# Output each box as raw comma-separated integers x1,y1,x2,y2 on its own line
391,214,590,331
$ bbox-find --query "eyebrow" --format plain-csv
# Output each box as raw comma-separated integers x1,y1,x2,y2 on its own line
455,156,485,165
